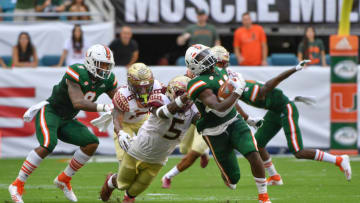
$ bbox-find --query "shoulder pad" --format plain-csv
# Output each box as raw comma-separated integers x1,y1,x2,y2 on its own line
112,90,129,112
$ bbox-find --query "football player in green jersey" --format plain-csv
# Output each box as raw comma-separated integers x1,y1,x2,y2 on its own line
186,44,271,203
9,44,118,203
212,46,352,186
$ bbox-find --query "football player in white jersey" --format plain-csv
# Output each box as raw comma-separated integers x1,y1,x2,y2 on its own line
111,63,165,163
100,75,198,203
161,69,210,189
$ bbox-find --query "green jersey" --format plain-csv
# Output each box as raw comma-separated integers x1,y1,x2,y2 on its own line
187,67,237,133
47,64,117,120
240,80,289,112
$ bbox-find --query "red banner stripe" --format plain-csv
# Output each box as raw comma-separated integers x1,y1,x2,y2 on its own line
0,88,35,98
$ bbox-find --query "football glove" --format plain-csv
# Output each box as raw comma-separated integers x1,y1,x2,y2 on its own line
246,117,264,129
96,103,114,112
229,76,246,96
295,60,311,71
118,130,132,152
90,112,113,132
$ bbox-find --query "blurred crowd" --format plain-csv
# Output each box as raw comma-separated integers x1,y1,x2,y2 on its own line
0,4,327,68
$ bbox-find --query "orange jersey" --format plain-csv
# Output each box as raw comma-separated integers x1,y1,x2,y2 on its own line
233,25,267,66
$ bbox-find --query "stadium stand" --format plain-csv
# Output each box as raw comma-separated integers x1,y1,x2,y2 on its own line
0,55,12,67
40,55,62,66
269,53,298,66
175,56,186,66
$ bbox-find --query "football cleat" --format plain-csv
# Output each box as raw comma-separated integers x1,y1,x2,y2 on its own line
200,154,209,168
161,177,171,189
123,193,135,203
54,172,78,202
100,173,115,202
336,155,352,181
266,174,283,186
221,173,236,190
258,193,271,203
8,179,24,203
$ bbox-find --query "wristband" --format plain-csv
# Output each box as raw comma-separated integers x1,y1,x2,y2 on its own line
175,97,185,108
157,105,174,118
96,104,105,112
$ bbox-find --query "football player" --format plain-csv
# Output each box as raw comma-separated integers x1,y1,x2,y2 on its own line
161,70,210,189
213,45,352,185
111,63,164,163
100,75,199,203
186,44,271,203
9,44,117,203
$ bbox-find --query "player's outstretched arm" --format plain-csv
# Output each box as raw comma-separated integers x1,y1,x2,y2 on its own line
199,88,239,112
112,108,125,134
258,60,310,100
150,94,190,119
67,79,112,112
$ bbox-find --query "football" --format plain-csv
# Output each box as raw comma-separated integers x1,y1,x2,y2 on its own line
217,80,234,100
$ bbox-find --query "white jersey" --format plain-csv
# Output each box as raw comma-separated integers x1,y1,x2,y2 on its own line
127,95,198,165
112,80,164,123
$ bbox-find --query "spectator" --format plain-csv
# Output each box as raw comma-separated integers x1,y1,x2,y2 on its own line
57,24,88,67
177,9,220,47
233,12,268,66
35,0,65,20
14,0,36,21
12,32,38,68
297,26,327,67
109,26,139,68
67,0,90,21
0,57,7,68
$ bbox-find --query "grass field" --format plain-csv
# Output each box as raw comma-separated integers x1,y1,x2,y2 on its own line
0,156,359,203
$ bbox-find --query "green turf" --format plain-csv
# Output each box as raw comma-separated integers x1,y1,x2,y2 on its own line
0,156,359,203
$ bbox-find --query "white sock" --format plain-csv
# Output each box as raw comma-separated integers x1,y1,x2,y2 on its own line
64,149,91,177
107,174,115,189
164,166,180,179
17,150,43,182
314,149,336,163
254,177,267,194
263,158,278,177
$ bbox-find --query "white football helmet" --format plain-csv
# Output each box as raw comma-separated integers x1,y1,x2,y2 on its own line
211,45,230,68
185,44,216,76
84,44,115,79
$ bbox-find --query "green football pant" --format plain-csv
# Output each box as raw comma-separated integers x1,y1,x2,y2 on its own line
35,104,99,152
255,102,303,153
203,119,258,185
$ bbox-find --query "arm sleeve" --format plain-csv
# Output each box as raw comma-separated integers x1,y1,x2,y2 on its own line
64,39,71,51
297,42,304,54
132,40,139,52
64,65,81,83
187,79,208,101
233,29,241,48
259,26,267,43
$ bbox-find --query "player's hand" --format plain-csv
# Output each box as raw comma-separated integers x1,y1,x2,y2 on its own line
118,130,131,152
96,103,114,112
229,76,246,96
148,94,164,108
246,117,264,129
295,60,311,71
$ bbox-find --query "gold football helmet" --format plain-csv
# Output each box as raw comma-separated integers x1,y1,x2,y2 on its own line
211,45,230,68
166,75,192,112
127,63,154,105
